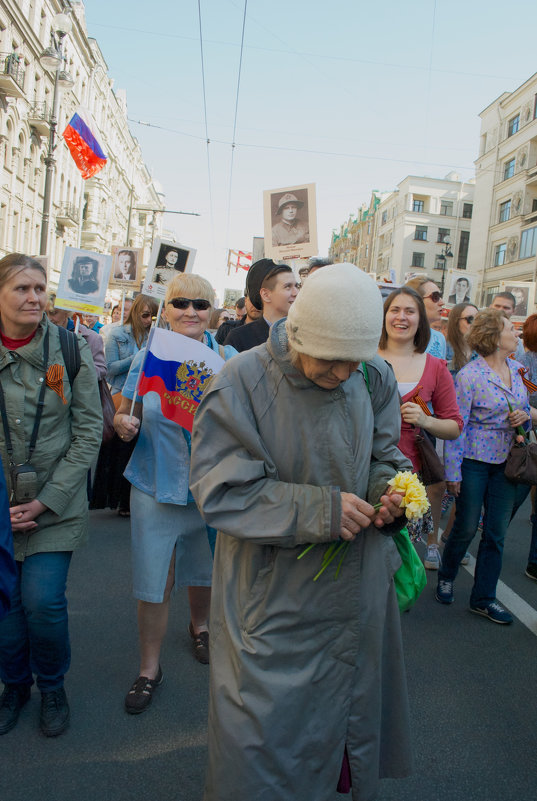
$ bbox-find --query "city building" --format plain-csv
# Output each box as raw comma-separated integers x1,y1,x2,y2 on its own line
468,72,537,305
0,0,164,288
329,191,384,273
371,173,474,287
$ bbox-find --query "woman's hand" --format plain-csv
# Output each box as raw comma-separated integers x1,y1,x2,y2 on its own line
372,491,404,528
446,481,460,497
339,493,377,541
508,408,529,429
114,413,140,442
10,500,47,532
400,401,427,428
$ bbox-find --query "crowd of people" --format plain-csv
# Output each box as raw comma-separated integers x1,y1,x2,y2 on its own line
0,250,536,801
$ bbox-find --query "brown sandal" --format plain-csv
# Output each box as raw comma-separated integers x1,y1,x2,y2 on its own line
124,666,163,714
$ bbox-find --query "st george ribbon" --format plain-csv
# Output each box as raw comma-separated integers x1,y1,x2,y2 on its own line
137,328,224,432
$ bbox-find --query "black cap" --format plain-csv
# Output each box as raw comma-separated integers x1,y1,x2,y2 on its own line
246,259,291,310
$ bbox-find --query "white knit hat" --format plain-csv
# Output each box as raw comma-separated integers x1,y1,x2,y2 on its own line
286,263,383,361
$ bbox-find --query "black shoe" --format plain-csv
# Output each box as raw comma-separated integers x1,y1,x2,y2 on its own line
124,666,163,715
189,623,209,664
525,563,537,581
40,687,70,737
0,684,31,735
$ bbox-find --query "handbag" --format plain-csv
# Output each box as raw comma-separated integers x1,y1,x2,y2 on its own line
393,526,427,612
504,436,537,485
99,379,116,444
414,428,445,485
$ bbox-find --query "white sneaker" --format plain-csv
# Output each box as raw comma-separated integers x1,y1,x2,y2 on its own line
460,552,470,566
424,544,441,570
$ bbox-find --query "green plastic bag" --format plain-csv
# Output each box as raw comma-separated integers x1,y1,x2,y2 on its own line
393,526,427,612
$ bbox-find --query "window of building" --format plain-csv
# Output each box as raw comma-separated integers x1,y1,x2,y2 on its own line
533,198,537,213
413,199,424,213
504,158,515,181
381,210,387,225
462,203,473,219
440,200,453,216
414,225,427,241
412,252,425,268
494,243,507,266
499,200,511,223
367,221,371,234
520,226,537,260
437,228,450,243
365,244,369,258
508,114,520,137
457,231,470,270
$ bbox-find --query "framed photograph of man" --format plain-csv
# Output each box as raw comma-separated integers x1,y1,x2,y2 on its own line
500,280,535,321
445,270,479,306
263,183,317,261
109,246,143,290
55,247,112,314
142,237,197,300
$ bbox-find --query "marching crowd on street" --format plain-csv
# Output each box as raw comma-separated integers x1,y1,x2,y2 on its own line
0,251,536,801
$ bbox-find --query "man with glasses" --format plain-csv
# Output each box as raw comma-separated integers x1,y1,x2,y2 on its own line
224,259,298,353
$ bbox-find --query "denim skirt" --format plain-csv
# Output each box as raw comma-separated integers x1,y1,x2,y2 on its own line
130,485,213,603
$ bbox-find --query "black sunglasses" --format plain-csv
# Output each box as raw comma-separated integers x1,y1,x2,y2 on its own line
461,315,475,325
168,297,211,311
423,291,443,303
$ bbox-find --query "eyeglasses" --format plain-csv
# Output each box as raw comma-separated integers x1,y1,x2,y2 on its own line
460,315,475,325
168,297,211,311
140,312,153,319
423,291,443,303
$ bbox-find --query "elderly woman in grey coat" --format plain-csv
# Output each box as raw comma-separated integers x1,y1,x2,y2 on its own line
190,263,413,801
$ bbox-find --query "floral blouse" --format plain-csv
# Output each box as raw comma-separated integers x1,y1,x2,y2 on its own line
444,355,531,482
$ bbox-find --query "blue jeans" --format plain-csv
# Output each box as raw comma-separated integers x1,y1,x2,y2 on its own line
440,459,526,606
0,551,72,691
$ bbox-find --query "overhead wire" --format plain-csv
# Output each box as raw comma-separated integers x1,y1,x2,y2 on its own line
225,0,248,253
198,0,215,248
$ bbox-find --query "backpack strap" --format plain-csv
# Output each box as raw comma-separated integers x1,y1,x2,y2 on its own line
58,325,81,389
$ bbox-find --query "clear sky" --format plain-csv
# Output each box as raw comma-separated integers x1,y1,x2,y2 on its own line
84,0,537,298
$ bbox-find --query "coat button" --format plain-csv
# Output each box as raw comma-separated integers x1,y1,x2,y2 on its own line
15,418,21,424
39,377,44,383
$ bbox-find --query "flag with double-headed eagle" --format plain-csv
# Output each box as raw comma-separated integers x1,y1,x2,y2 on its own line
138,328,225,432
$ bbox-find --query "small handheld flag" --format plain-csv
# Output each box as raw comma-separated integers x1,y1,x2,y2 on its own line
63,107,107,179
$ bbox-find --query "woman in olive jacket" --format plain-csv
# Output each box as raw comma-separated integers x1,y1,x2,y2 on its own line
0,254,102,738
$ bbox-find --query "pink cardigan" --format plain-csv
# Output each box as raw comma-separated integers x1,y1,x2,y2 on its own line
398,354,463,473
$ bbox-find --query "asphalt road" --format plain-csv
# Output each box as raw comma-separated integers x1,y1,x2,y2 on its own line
1,503,537,801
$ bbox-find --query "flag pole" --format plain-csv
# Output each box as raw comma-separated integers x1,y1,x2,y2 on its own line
128,298,163,418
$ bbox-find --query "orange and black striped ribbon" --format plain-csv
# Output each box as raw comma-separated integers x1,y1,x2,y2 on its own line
518,367,537,393
46,364,67,404
410,386,433,416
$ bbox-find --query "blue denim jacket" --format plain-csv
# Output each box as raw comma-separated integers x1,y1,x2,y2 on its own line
103,324,143,394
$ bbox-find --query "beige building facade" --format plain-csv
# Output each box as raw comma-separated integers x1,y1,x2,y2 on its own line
468,72,537,305
329,191,383,273
0,0,163,287
372,174,474,286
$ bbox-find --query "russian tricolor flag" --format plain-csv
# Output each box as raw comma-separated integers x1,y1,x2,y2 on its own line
63,107,107,180
138,328,225,432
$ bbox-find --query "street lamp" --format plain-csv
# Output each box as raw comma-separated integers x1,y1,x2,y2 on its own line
438,235,453,295
38,12,74,255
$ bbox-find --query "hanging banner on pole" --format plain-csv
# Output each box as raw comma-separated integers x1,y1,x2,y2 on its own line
142,237,197,300
55,246,112,315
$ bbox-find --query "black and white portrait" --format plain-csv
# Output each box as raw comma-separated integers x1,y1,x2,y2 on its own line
505,284,529,318
263,183,318,261
68,255,100,295
142,238,197,300
109,246,143,290
114,249,136,280
154,245,189,285
448,275,472,305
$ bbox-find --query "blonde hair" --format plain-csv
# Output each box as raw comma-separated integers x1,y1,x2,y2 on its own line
164,273,215,307
467,309,506,356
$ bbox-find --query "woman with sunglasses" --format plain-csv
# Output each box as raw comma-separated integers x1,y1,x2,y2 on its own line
114,274,237,714
405,276,446,359
378,287,462,562
96,296,158,517
446,303,479,377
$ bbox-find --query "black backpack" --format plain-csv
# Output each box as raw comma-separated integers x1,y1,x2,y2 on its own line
57,325,81,389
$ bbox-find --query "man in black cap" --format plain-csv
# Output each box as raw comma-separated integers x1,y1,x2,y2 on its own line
224,259,298,352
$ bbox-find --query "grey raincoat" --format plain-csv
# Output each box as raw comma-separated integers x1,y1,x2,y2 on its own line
190,320,413,801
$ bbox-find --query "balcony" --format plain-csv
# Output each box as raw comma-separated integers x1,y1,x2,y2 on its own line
0,53,25,99
56,202,79,228
27,102,51,136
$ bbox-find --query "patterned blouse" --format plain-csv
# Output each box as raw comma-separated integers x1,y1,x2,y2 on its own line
444,355,531,482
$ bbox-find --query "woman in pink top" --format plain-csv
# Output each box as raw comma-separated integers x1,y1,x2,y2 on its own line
378,287,462,563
